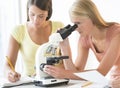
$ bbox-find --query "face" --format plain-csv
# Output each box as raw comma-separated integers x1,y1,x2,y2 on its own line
71,16,94,36
28,5,48,28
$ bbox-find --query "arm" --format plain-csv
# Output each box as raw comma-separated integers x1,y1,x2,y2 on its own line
74,38,89,72
44,38,79,79
60,38,77,71
4,35,21,82
61,37,89,72
62,37,89,79
44,37,89,80
97,34,120,76
75,34,120,77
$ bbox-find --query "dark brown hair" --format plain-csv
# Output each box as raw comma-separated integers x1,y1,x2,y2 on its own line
27,0,52,21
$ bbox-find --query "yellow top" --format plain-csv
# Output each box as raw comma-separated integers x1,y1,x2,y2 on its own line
11,21,64,76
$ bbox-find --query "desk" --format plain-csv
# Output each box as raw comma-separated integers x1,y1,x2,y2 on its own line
10,80,83,88
0,77,84,88
0,76,110,88
8,82,109,88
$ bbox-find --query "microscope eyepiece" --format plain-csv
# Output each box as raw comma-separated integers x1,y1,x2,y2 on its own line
57,24,78,39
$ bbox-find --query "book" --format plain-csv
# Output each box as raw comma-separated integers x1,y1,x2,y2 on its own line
0,76,34,88
74,70,109,84
73,70,111,88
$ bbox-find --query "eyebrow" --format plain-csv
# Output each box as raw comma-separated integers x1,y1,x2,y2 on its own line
29,11,47,15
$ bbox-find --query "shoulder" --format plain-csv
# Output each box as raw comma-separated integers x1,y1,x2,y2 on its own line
11,23,26,43
108,23,120,31
110,23,120,30
107,23,120,39
51,21,64,27
51,21,64,33
11,23,26,34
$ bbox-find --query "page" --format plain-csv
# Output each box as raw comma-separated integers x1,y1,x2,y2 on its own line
74,70,109,86
0,76,34,88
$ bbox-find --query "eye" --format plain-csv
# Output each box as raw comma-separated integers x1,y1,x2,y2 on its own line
29,12,34,16
75,22,81,25
38,15,44,18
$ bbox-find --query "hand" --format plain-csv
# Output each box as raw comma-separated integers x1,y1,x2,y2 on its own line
110,76,120,88
44,65,69,79
7,70,21,82
59,38,69,47
59,38,70,55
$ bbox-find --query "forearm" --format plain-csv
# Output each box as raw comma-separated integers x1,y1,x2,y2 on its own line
63,57,77,72
64,70,84,80
60,39,77,71
4,61,14,77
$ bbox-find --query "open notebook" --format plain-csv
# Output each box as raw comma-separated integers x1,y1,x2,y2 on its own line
74,70,111,88
0,76,34,88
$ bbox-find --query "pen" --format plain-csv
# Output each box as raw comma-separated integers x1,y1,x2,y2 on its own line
81,81,93,88
6,56,15,72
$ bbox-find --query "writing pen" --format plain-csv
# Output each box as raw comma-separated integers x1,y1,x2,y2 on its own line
6,56,15,72
81,81,93,88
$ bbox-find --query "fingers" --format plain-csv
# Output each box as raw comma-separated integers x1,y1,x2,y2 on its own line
110,76,120,84
110,77,120,88
44,65,55,74
110,84,120,88
44,65,64,79
8,71,21,82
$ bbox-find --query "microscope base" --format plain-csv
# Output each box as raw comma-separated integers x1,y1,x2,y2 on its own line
34,78,69,87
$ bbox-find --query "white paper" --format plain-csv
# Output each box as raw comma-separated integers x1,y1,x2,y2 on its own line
74,70,109,85
0,76,34,88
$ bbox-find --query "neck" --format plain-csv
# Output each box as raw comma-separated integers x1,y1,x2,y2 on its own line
91,26,107,40
29,21,49,30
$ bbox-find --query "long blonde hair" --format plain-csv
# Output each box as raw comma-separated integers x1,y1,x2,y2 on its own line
69,0,114,29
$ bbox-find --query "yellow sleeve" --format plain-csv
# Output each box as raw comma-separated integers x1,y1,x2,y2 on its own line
11,24,25,44
51,21,64,33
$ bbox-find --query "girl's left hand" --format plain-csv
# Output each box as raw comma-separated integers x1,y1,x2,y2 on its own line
44,65,70,79
110,76,120,88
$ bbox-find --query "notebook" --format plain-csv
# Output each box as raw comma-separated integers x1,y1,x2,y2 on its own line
74,70,109,84
0,76,34,88
74,70,111,88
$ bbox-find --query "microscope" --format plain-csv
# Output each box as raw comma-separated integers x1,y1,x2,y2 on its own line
34,24,78,87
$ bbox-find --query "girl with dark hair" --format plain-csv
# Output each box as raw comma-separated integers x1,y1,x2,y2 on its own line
4,0,64,82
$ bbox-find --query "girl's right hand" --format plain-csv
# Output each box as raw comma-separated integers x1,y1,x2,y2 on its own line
7,70,21,82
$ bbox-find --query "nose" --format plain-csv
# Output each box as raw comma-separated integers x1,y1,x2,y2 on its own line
34,16,39,23
76,27,81,33
76,27,79,31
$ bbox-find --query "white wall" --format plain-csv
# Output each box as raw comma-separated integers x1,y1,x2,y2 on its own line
51,0,74,25
52,0,120,24
0,0,27,76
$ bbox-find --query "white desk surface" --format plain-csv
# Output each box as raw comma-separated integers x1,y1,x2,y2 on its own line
0,77,83,88
0,75,111,88
12,80,83,88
